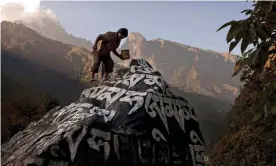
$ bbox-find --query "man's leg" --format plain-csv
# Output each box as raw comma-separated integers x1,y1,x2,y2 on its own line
90,53,101,82
103,72,108,80
103,56,114,80
98,59,104,80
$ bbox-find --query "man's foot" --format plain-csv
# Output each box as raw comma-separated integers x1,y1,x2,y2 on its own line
102,72,109,81
89,78,96,82
90,72,96,82
102,77,108,81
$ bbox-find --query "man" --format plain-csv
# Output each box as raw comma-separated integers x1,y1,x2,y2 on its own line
90,28,128,82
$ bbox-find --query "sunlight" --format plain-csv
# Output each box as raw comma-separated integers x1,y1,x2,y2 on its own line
0,0,41,13
21,0,40,13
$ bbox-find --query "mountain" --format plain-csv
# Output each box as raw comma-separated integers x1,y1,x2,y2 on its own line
1,21,93,81
0,21,123,142
1,20,92,143
16,19,93,50
1,3,93,50
121,33,241,102
4,6,240,102
1,3,240,103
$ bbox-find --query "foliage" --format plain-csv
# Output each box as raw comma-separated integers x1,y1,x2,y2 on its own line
217,0,276,117
41,92,60,112
1,91,60,143
209,67,276,165
210,1,276,165
217,1,276,76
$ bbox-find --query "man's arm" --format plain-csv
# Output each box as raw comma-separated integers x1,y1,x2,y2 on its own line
93,34,105,51
112,49,122,59
93,32,115,51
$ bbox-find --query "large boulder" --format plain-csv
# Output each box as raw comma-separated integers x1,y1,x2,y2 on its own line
1,59,205,166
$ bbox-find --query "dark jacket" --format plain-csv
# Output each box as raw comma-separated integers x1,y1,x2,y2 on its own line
93,32,121,56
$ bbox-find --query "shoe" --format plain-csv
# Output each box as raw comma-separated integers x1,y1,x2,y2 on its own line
89,78,96,82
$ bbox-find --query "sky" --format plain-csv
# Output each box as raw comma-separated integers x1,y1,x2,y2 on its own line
1,1,254,55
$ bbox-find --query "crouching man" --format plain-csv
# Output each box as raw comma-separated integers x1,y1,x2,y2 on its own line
90,28,128,82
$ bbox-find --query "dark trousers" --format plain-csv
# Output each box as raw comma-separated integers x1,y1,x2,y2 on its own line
91,52,114,73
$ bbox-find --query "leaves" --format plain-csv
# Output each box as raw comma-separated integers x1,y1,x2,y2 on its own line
241,9,250,13
258,47,270,68
249,24,257,41
268,47,276,56
257,28,269,40
253,111,263,121
225,20,257,54
226,23,243,43
271,106,276,115
264,104,268,116
220,0,275,102
233,60,243,76
241,9,253,15
241,37,250,54
232,52,258,76
255,20,269,40
229,40,240,53
213,2,276,164
242,48,254,57
266,1,274,13
226,24,245,52
250,48,260,65
233,58,248,76
41,92,59,111
245,10,253,15
217,20,236,32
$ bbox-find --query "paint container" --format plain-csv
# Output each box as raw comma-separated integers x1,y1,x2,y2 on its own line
121,49,130,60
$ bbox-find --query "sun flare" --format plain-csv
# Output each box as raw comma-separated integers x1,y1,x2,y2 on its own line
21,0,40,13
0,0,41,13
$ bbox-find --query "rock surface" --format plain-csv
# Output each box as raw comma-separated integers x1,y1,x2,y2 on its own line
1,59,205,166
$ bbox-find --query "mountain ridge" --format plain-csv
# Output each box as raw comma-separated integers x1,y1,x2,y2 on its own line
0,2,93,50
121,32,241,102
128,32,239,61
1,20,239,103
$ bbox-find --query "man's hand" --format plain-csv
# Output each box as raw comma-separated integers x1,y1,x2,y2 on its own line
112,49,123,59
115,54,123,60
92,46,97,52
118,54,123,60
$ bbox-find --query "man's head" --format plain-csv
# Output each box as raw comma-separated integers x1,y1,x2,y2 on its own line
117,28,128,39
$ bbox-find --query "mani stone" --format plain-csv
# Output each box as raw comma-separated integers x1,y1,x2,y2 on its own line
1,59,205,166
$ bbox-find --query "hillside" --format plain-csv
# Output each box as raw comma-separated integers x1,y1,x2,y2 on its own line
169,86,230,151
1,21,92,80
0,2,92,50
121,33,241,102
16,19,93,50
210,52,276,165
1,73,60,143
209,1,276,165
1,21,92,143
1,49,88,104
